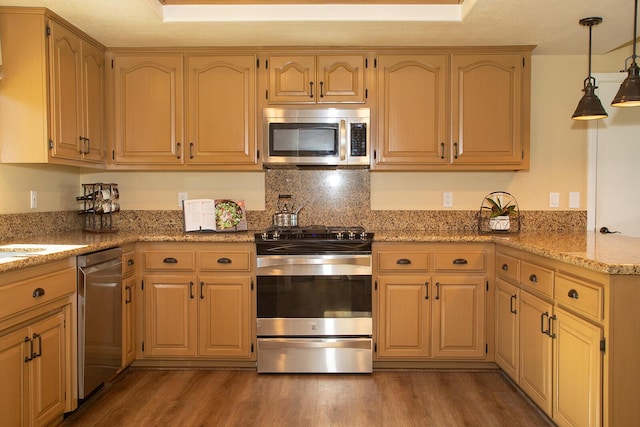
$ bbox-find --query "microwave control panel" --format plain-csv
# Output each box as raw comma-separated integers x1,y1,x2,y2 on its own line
350,123,367,157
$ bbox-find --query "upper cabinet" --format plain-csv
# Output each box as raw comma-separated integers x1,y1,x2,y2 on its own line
108,52,260,170
265,54,367,104
373,48,532,171
0,8,106,167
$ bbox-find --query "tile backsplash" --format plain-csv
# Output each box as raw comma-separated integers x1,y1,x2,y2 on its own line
0,169,586,239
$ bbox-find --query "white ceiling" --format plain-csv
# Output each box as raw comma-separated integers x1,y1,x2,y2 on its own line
0,0,637,54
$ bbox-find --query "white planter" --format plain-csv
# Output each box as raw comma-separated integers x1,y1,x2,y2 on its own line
490,215,511,231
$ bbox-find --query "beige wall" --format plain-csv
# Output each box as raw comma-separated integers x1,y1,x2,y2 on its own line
0,47,631,214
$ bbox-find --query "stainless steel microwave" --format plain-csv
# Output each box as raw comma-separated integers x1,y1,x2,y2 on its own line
262,108,370,168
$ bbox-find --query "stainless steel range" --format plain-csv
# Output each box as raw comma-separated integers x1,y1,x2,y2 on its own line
255,226,373,373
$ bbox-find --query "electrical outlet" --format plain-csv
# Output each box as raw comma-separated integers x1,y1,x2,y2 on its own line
569,192,580,209
178,192,188,208
30,190,37,209
549,192,560,208
443,192,453,208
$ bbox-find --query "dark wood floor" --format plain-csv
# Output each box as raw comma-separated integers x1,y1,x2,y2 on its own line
62,369,553,427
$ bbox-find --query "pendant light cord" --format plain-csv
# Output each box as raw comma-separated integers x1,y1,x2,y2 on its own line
633,0,638,64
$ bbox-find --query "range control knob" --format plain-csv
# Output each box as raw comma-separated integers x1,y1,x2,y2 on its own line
335,232,344,240
261,232,268,240
272,231,280,240
359,231,368,240
348,231,356,240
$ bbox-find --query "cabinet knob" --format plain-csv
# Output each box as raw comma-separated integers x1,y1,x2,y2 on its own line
452,258,468,265
127,259,135,266
501,263,509,271
529,274,538,283
396,258,411,265
568,289,579,299
163,257,178,264
32,287,45,298
217,257,232,264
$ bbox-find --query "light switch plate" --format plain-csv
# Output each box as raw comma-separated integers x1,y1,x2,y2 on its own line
30,190,37,209
549,192,560,208
443,192,453,208
569,192,580,209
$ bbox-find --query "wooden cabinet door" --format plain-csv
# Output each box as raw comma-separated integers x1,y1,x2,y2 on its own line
0,326,30,427
376,55,448,167
450,54,524,167
143,274,197,357
495,278,519,381
80,41,106,163
113,55,184,165
30,312,66,427
553,307,602,427
198,275,252,359
519,290,553,416
316,55,365,103
122,276,137,368
267,55,315,103
431,275,486,359
48,21,82,162
376,275,430,358
186,55,258,167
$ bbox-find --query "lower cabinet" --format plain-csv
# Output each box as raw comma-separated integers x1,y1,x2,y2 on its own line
139,243,255,362
374,243,492,362
0,312,66,427
495,247,605,426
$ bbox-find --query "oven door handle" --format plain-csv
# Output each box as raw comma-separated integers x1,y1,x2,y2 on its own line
259,338,371,350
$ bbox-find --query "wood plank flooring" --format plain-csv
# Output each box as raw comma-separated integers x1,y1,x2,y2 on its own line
61,369,553,427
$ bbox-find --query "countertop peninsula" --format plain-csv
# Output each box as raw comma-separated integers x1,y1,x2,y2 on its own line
1,230,639,275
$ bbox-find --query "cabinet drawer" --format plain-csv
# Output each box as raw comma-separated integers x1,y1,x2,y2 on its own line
496,252,519,283
122,251,136,277
0,267,76,319
144,251,195,271
520,262,554,298
200,251,252,272
434,251,485,272
377,251,429,272
555,274,603,322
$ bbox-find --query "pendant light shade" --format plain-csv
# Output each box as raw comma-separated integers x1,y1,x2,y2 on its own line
572,17,608,120
612,0,640,107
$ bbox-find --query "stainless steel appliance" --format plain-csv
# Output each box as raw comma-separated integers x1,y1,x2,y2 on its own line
77,247,123,400
262,108,370,168
256,226,373,373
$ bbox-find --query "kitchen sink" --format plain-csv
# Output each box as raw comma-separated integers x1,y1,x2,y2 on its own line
0,244,87,264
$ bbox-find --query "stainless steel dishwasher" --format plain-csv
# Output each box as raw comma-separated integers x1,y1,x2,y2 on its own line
77,247,123,400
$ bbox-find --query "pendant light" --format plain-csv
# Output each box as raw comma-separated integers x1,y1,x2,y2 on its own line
572,17,608,120
612,0,640,107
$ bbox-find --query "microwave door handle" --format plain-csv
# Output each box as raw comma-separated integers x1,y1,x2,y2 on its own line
340,119,347,161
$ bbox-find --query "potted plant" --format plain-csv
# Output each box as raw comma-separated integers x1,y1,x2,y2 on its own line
485,196,517,231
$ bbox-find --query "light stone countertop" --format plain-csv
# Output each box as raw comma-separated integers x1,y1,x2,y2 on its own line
1,230,639,275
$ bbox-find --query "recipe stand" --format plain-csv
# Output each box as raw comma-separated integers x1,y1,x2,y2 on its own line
77,183,120,233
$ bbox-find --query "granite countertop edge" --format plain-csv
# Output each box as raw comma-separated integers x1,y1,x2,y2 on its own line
1,230,639,276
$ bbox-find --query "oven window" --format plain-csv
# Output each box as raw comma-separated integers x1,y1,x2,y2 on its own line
257,275,372,318
269,123,339,157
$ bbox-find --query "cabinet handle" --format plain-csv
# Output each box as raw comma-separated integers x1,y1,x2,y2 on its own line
24,336,33,363
86,137,91,154
163,257,178,264
452,258,468,265
424,281,429,300
217,257,232,264
319,81,324,98
32,287,45,298
541,311,549,335
453,142,459,159
189,281,194,299
190,142,194,159
309,81,314,98
529,274,538,283
501,263,509,271
127,259,135,266
509,294,517,314
396,258,411,265
435,282,440,300
200,281,205,299
440,142,445,159
568,289,579,299
548,315,557,339
125,285,132,304
176,142,181,159
32,333,42,359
